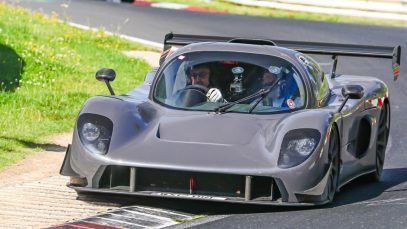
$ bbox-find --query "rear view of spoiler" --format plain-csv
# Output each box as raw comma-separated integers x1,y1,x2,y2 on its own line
162,33,401,80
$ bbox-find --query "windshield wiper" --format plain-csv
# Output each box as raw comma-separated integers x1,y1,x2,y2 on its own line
248,78,281,113
214,78,281,114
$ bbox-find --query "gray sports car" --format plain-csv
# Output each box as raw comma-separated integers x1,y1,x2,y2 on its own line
60,34,401,205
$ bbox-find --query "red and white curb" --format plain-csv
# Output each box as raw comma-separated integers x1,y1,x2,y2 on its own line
133,1,224,13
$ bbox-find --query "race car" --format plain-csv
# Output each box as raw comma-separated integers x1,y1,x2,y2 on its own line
60,33,401,205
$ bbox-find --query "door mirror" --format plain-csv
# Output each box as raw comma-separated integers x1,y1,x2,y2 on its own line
342,85,364,99
95,68,116,95
96,68,116,82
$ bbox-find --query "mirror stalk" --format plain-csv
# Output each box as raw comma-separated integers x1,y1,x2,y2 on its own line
105,80,115,95
337,95,349,113
95,68,116,95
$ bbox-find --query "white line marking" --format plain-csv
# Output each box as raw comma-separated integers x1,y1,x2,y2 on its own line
125,206,192,218
116,210,174,222
68,22,163,49
151,3,188,10
108,212,178,229
91,216,147,228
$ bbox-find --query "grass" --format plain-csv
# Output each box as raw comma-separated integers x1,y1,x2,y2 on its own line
152,0,407,27
0,3,155,169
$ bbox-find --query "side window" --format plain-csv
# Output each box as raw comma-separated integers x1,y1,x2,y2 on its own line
298,55,328,106
319,74,329,105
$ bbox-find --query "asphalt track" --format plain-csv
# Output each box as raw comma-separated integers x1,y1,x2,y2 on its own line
5,0,407,228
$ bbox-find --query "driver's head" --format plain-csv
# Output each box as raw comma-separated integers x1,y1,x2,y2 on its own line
190,64,210,87
262,70,278,86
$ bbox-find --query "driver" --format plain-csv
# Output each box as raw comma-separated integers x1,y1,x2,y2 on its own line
190,64,225,102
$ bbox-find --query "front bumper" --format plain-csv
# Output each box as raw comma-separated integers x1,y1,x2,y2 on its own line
61,125,333,205
62,149,331,206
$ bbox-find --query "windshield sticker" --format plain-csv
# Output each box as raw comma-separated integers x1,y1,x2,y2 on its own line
287,99,296,109
268,66,281,74
298,55,309,65
178,55,186,60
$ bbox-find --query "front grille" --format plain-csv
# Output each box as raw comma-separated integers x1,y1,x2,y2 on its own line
137,168,246,197
99,166,281,201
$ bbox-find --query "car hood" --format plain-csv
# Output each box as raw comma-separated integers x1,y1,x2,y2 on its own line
157,114,261,145
105,112,284,173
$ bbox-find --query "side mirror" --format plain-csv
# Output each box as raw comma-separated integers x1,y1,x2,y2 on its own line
95,68,116,95
341,85,364,99
338,85,364,112
96,68,116,82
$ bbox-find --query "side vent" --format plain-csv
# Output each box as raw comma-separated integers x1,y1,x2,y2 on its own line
355,117,371,157
347,116,372,158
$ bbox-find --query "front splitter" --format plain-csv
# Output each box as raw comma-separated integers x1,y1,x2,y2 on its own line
69,184,326,206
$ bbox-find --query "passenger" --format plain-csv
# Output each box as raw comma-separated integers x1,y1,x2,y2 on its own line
262,70,278,87
261,68,300,108
189,64,225,102
260,69,284,107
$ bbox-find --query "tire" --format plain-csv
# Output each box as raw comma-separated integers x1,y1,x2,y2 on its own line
369,103,390,181
326,126,340,202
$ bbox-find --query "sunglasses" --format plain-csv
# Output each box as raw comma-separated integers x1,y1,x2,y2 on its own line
191,71,209,78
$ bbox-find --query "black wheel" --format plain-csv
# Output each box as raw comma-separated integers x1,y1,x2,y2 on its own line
371,103,390,181
327,126,340,202
175,85,209,107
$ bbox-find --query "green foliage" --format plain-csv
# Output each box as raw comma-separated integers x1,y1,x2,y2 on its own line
0,4,154,169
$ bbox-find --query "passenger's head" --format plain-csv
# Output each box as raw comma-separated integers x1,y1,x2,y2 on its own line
262,70,278,86
190,64,211,87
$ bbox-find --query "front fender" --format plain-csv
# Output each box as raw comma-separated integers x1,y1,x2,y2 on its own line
268,109,340,202
70,96,160,186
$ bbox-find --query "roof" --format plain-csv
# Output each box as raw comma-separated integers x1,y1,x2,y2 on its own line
166,42,300,64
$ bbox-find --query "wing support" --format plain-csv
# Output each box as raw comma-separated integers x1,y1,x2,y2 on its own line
330,55,338,79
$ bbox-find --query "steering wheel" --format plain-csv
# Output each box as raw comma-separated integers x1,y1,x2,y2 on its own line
175,84,209,107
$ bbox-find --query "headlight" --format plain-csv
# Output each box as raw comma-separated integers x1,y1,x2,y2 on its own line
278,129,321,168
78,114,113,155
82,123,100,142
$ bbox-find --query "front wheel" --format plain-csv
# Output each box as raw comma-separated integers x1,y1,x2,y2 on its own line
326,126,340,202
369,103,390,181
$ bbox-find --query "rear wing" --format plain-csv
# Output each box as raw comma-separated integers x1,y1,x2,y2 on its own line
161,33,401,80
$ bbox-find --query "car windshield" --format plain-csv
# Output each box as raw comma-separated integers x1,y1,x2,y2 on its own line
153,51,305,113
